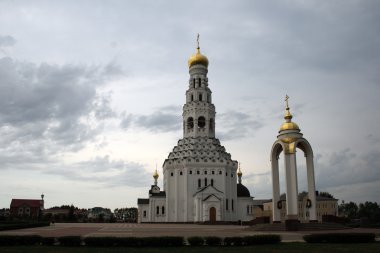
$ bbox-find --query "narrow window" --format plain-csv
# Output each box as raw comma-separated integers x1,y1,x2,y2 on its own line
198,179,201,188
187,117,194,130
197,171,200,175
156,206,159,215
199,78,201,87
219,171,222,175
226,172,228,176
189,170,192,175
232,199,234,211
212,171,215,175
199,93,203,101
143,210,146,217
191,94,194,101
247,205,249,214
162,206,165,215
171,172,173,176
226,199,229,211
204,178,208,186
198,116,206,128
231,173,233,177
207,94,210,103
180,171,183,175
204,170,207,175
211,179,214,186
193,79,195,88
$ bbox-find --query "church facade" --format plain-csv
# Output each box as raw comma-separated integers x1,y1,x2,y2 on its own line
137,42,254,223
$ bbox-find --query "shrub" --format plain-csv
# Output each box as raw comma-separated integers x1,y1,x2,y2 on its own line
243,235,281,245
140,236,184,247
0,221,49,231
224,236,243,246
0,235,42,246
204,236,222,246
303,233,375,243
187,236,204,246
84,236,117,247
114,237,140,247
41,237,56,246
58,236,82,246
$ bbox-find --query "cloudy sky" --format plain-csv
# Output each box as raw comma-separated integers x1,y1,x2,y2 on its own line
0,0,379,210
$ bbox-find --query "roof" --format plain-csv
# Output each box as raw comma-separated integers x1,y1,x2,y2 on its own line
149,191,166,197
194,185,223,196
10,199,43,208
137,198,149,205
252,199,271,206
237,183,251,197
279,192,338,201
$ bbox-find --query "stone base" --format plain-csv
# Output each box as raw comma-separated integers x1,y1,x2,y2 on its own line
309,220,318,223
285,219,300,231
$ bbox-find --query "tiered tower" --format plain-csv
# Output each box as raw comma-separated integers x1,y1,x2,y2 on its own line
162,36,238,222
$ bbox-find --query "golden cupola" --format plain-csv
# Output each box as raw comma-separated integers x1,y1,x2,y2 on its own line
188,34,209,68
153,169,159,180
279,95,300,132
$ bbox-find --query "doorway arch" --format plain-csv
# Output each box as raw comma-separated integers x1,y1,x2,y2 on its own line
209,207,216,222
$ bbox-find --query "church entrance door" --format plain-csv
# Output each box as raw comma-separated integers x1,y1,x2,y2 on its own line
209,207,216,222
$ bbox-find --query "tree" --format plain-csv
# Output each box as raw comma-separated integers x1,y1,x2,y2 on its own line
338,201,358,219
358,201,380,222
319,192,334,198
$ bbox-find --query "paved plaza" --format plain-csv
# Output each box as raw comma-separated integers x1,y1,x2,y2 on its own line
0,223,378,242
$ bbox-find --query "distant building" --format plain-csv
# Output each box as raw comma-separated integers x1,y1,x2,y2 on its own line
10,195,44,218
87,207,112,221
0,208,10,217
253,192,338,223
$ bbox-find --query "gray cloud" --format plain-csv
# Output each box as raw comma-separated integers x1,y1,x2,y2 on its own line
44,155,151,188
0,35,16,47
121,105,182,133
0,56,121,169
218,111,263,141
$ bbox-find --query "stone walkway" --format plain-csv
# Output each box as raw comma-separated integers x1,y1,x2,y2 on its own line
0,223,378,242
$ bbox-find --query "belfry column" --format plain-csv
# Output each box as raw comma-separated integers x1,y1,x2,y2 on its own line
284,152,298,219
271,154,281,222
306,156,317,221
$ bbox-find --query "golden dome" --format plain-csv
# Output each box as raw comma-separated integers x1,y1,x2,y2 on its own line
280,122,300,131
153,169,159,179
237,163,243,177
188,47,209,68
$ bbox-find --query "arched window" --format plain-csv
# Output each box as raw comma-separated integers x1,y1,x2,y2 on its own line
156,206,159,215
204,178,208,186
207,94,210,103
199,78,201,87
199,93,203,101
226,199,229,210
247,205,249,214
211,179,214,186
193,79,195,88
191,94,194,101
198,116,206,128
187,117,194,130
143,210,146,217
162,206,165,215
198,179,201,188
232,199,234,211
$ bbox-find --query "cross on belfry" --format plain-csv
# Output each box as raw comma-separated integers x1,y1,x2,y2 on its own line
285,95,289,108
197,33,200,48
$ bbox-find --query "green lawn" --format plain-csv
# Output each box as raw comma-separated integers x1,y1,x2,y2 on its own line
1,243,380,253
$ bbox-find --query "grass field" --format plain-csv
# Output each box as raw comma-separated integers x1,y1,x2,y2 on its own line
1,243,380,253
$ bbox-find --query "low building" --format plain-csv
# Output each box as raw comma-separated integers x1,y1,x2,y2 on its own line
254,192,338,223
10,195,44,218
87,207,112,221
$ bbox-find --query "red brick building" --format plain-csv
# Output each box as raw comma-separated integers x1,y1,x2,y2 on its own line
10,198,44,218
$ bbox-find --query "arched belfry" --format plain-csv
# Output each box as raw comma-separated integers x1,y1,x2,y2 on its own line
270,96,317,227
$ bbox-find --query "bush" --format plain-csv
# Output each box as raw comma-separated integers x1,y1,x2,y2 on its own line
224,236,243,246
303,233,375,243
187,236,204,246
243,235,281,245
140,236,184,247
84,237,117,247
204,236,222,246
0,235,42,246
41,237,56,246
114,237,140,247
0,221,49,231
58,236,82,246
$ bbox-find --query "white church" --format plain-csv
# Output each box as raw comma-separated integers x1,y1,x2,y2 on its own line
137,40,255,223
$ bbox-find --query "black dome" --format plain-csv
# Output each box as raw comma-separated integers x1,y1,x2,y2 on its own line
237,183,251,197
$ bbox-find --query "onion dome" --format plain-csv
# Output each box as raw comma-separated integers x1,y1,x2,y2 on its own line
279,95,300,132
188,34,209,68
153,169,159,180
237,183,251,197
